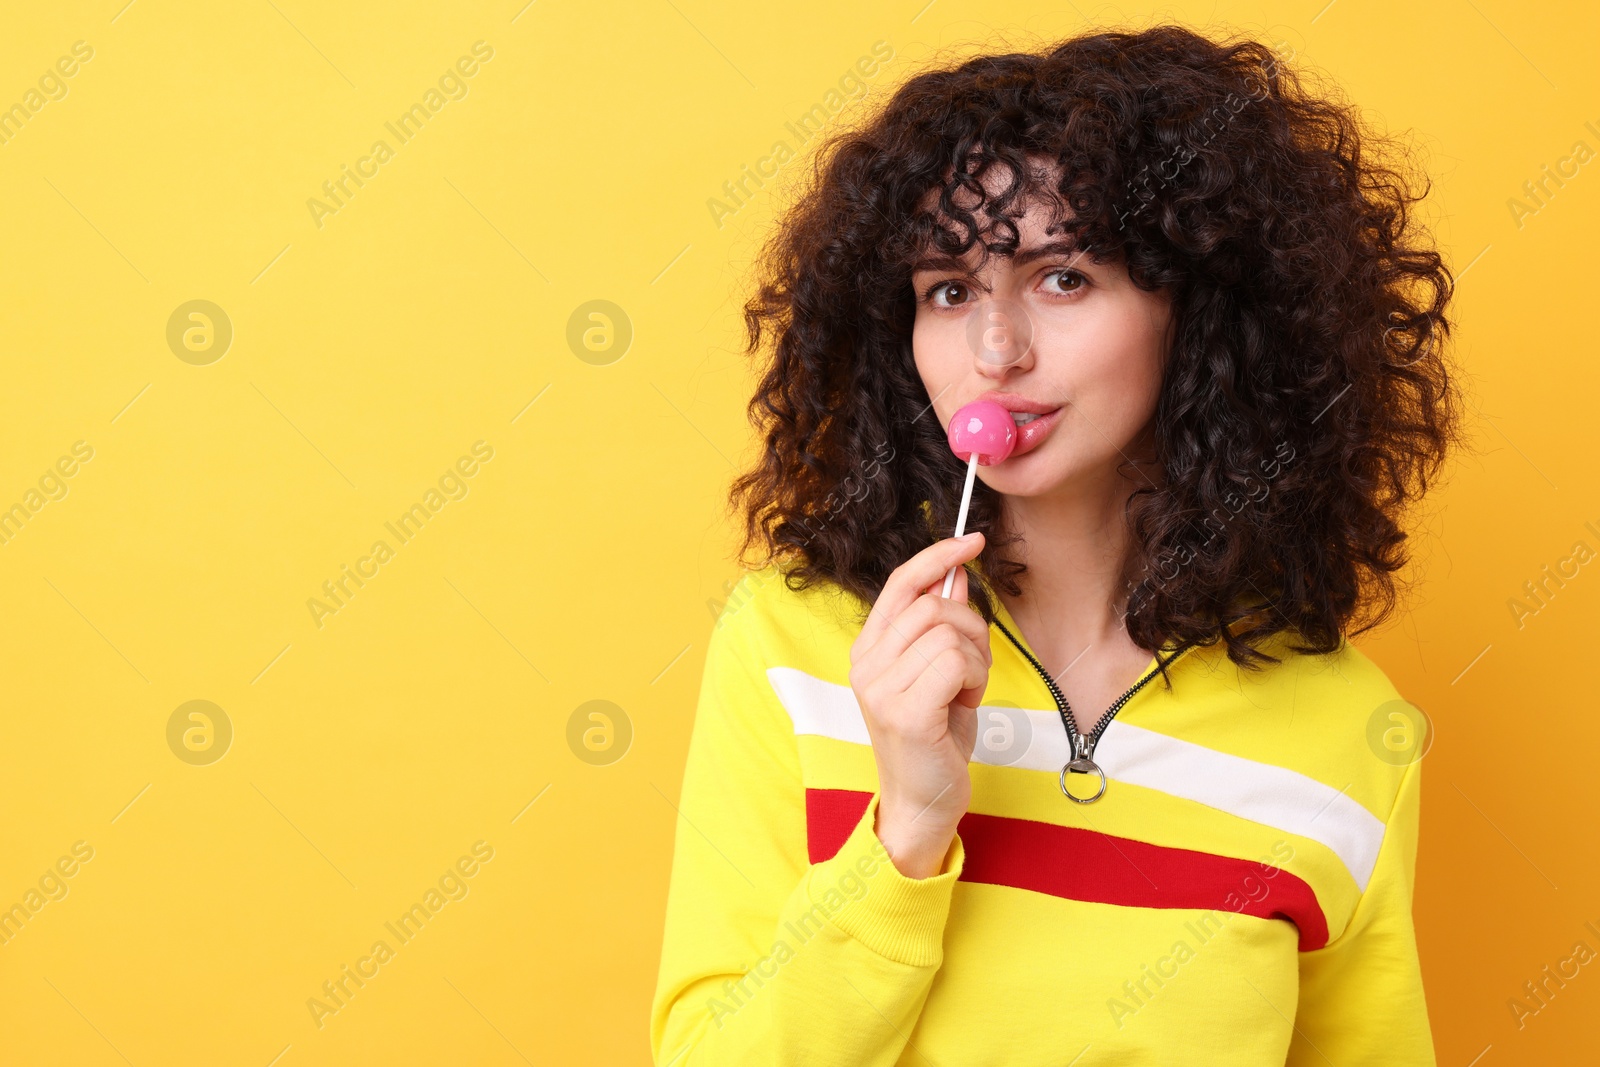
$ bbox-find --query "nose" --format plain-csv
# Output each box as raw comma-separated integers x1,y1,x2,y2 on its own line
968,296,1035,379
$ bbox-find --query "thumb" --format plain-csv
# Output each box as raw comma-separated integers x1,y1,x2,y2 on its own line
949,689,981,757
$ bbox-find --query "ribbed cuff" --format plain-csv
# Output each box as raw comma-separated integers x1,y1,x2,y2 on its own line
804,791,964,967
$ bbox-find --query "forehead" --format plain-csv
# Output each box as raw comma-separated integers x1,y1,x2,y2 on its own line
912,153,1077,261
915,150,1062,201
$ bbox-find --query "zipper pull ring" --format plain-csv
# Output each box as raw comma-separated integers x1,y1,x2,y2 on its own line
1060,732,1107,803
1059,756,1107,804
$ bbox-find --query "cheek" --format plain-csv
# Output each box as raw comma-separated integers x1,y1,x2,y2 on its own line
1045,308,1166,435
1097,302,1166,389
1054,313,1160,394
911,314,963,385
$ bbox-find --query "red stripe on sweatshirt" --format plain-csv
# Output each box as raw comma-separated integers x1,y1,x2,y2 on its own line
806,787,1329,951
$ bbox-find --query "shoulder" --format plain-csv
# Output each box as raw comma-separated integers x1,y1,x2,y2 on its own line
708,562,869,685
1180,627,1421,824
1198,625,1407,726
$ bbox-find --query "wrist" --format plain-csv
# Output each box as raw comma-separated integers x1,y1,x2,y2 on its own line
873,802,959,879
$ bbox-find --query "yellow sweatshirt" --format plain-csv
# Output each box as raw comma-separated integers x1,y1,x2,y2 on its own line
650,562,1435,1066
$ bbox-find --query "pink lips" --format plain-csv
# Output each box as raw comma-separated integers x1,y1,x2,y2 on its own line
1007,405,1064,458
946,398,1066,465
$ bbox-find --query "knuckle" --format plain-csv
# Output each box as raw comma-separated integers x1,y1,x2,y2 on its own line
858,671,882,701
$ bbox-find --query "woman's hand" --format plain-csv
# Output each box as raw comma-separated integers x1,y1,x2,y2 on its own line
848,532,992,878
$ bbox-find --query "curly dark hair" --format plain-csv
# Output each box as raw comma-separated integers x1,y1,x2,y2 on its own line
726,23,1465,671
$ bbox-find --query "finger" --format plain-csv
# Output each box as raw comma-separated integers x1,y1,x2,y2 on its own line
904,592,991,662
854,595,991,685
921,554,971,602
952,683,985,714
876,626,990,708
901,641,990,720
856,533,985,656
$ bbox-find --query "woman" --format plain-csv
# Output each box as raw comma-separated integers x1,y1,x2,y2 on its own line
652,23,1461,1066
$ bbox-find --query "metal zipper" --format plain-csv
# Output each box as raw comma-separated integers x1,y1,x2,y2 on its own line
992,616,1185,804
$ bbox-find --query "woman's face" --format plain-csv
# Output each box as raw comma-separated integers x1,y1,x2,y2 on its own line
910,171,1175,500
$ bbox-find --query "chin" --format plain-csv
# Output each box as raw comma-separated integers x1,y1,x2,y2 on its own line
979,441,1125,498
978,454,1080,496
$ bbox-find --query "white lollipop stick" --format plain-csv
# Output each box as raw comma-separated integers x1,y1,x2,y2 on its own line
939,450,981,599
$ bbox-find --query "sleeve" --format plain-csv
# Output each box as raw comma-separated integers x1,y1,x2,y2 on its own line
1288,754,1436,1065
649,604,967,1067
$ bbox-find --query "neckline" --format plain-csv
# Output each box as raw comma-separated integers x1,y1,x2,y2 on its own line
955,536,1191,701
986,587,1182,703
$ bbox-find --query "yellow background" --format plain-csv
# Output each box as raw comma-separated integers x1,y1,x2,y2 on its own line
0,1,1594,1063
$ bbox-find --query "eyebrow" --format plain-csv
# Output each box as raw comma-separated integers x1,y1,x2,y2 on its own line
910,238,1085,275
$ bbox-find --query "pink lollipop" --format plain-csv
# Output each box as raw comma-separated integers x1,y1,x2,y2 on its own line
945,399,1017,466
939,400,1016,597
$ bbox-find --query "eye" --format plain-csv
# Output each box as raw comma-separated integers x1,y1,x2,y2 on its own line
920,280,973,309
1041,268,1088,296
